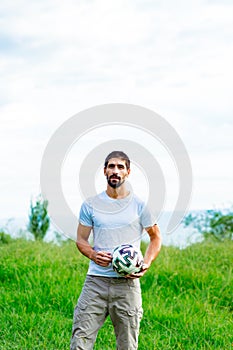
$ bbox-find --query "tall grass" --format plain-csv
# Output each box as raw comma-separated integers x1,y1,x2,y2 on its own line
0,237,232,349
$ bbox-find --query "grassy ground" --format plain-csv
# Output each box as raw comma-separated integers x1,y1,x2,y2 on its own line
0,236,232,349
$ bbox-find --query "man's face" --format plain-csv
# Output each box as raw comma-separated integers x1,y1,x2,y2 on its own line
104,158,130,189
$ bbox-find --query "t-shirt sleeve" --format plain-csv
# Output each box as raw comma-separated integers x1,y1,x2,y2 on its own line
79,201,93,227
139,203,157,228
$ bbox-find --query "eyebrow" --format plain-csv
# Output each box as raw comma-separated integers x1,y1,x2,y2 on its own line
108,163,126,168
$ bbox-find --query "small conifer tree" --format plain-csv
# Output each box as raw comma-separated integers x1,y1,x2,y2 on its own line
28,195,50,240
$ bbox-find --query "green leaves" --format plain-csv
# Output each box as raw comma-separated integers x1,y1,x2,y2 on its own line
28,194,50,240
183,207,233,241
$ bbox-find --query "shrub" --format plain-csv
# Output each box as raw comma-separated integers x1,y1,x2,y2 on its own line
0,231,13,244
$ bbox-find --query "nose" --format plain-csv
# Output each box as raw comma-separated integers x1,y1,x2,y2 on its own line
113,166,119,174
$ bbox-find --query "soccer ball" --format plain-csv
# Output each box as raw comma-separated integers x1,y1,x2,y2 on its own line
112,244,144,276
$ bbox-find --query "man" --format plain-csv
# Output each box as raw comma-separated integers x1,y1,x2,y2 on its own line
70,151,161,350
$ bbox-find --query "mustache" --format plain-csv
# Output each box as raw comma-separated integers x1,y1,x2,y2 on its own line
109,175,121,180
108,175,121,180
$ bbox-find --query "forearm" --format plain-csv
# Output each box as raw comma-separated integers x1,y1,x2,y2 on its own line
76,237,112,267
143,225,162,267
76,238,96,261
143,238,161,266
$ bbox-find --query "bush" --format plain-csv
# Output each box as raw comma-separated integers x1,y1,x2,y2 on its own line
0,231,13,244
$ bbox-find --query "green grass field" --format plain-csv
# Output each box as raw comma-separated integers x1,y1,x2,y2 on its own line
0,237,232,349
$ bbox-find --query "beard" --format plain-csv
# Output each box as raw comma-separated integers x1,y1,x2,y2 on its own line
106,175,125,189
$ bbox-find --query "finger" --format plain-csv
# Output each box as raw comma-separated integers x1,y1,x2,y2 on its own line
125,266,148,278
97,255,112,262
97,251,112,258
140,263,149,271
125,272,141,279
95,256,112,266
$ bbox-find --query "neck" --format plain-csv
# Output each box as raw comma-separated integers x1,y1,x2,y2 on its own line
106,184,130,199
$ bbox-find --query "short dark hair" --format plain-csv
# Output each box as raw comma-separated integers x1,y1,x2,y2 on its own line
104,151,130,170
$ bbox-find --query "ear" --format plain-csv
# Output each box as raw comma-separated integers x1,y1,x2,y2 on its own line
127,168,131,176
104,167,106,176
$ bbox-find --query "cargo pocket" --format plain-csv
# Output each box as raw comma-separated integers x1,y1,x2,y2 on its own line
72,298,89,338
127,307,143,329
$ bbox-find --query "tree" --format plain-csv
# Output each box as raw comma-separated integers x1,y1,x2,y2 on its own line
28,195,50,240
183,207,233,241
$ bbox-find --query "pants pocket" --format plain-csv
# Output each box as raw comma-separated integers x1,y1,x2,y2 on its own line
127,307,143,329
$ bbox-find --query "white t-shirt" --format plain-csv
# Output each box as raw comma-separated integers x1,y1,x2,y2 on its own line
79,191,156,277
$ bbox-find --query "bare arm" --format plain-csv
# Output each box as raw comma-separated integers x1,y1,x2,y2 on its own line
143,224,162,267
127,224,162,278
76,223,112,267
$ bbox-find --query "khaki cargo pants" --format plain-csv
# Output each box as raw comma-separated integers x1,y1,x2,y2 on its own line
70,275,143,350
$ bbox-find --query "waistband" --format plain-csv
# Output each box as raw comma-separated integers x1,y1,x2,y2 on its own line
88,274,126,280
86,274,140,287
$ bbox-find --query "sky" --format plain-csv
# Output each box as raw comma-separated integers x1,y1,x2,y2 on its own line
0,0,233,222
